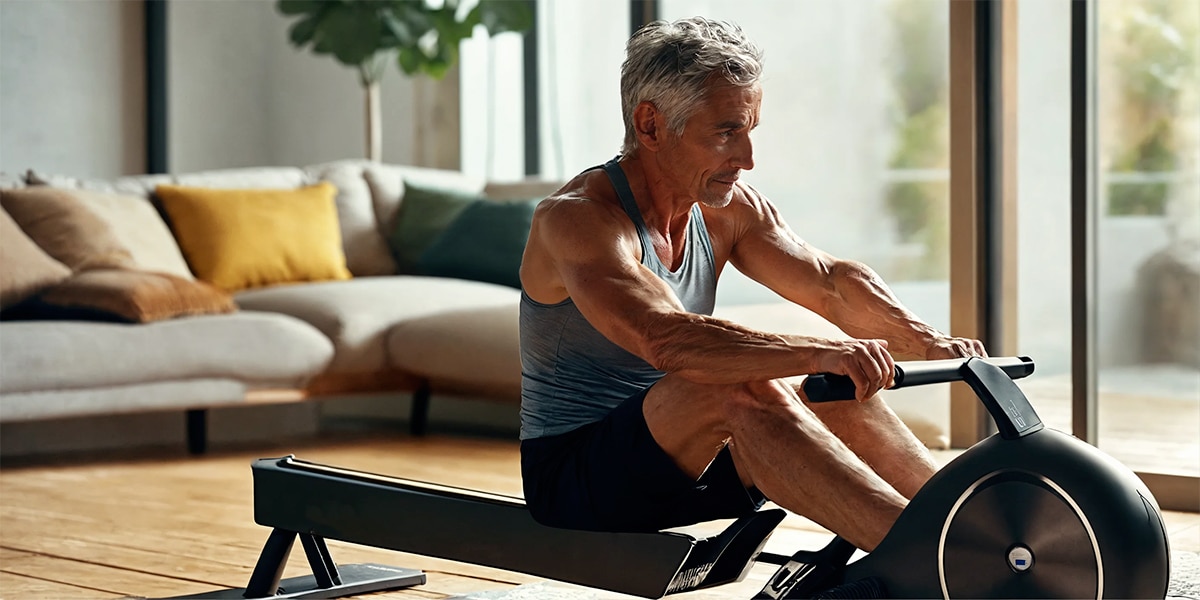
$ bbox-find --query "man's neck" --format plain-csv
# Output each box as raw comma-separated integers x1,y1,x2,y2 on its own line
619,153,696,234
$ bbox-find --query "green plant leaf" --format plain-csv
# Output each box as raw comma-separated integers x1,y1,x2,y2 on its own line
397,46,423,76
422,39,457,79
318,5,385,66
277,0,322,17
477,0,533,35
279,0,531,81
394,1,433,31
288,14,321,47
381,11,417,46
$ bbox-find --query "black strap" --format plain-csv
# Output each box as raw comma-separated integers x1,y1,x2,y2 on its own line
600,158,655,253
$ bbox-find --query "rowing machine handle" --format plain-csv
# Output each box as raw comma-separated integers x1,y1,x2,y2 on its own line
802,356,1035,403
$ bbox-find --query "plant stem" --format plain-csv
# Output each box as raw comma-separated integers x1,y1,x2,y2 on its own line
365,81,381,162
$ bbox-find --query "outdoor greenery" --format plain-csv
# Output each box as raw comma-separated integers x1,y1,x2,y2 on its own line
879,0,1197,280
1102,0,1198,216
884,0,949,281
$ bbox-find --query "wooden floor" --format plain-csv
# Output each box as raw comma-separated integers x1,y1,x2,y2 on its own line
1,433,1197,600
1021,374,1200,477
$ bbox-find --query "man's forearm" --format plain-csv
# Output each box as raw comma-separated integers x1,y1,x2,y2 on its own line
822,260,941,358
643,311,842,384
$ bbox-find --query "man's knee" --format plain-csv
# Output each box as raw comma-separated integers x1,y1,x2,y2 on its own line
646,377,798,437
719,379,797,423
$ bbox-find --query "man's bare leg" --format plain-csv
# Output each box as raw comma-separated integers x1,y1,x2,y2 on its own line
797,383,939,500
643,375,910,551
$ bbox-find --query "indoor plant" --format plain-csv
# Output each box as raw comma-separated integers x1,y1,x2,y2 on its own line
277,0,532,161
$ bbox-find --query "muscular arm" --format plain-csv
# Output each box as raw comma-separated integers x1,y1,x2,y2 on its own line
727,188,985,361
522,194,890,389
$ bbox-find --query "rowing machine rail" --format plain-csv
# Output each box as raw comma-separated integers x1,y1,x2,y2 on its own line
243,456,785,598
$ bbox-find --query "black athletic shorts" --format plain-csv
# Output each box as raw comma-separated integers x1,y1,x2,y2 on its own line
520,386,766,532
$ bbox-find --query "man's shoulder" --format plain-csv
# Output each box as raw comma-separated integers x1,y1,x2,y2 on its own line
539,170,622,218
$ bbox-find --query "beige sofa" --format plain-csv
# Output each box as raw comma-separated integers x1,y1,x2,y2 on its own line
0,160,560,452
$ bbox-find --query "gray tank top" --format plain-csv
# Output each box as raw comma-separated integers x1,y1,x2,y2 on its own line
519,158,717,439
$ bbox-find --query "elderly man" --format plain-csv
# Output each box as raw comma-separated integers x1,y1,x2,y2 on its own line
518,16,985,552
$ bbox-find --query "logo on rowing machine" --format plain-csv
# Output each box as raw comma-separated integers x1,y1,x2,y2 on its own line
1007,545,1034,572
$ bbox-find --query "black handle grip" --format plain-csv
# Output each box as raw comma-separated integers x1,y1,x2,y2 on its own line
802,356,1034,402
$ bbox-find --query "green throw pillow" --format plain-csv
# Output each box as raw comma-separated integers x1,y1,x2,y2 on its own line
416,199,538,289
388,181,477,273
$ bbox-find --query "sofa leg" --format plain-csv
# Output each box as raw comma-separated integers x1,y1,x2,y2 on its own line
186,409,208,455
410,382,431,437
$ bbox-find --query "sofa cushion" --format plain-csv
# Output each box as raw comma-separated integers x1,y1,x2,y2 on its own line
157,182,352,291
482,179,564,201
30,268,236,323
173,166,310,190
0,206,71,309
386,303,522,398
0,312,333,395
27,169,174,197
304,160,398,277
234,276,520,374
387,180,477,272
0,379,247,422
363,163,486,239
0,172,24,190
416,198,537,288
68,189,195,279
0,186,136,271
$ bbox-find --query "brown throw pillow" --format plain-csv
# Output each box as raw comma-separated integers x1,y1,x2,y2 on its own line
0,187,135,271
0,206,72,309
35,269,237,323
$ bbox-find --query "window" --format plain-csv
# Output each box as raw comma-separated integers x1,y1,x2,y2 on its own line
1017,0,1199,479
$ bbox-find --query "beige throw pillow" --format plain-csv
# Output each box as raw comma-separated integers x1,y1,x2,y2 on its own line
0,206,72,309
70,189,194,279
0,187,134,271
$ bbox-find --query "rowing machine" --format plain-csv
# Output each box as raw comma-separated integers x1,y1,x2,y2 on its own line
191,356,1168,599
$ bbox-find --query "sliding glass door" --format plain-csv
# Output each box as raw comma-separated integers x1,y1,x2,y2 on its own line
1092,0,1198,481
1014,0,1198,507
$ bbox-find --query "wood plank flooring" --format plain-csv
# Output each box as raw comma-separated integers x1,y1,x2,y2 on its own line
1,434,1197,599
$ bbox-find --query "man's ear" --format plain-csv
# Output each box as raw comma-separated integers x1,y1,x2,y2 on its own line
633,101,664,152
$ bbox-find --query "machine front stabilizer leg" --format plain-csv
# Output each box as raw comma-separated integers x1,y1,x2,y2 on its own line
161,527,426,600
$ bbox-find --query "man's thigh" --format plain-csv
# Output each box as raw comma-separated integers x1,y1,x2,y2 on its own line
642,374,777,483
521,384,763,532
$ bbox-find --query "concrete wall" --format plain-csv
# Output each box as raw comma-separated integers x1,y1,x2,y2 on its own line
1,0,448,179
0,0,145,178
169,0,443,172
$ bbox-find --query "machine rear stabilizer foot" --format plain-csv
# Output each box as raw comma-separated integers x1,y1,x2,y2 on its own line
163,564,426,599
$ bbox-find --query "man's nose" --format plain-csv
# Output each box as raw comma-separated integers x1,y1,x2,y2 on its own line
732,134,754,171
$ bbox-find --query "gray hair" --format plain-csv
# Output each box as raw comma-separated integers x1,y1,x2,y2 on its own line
620,17,764,156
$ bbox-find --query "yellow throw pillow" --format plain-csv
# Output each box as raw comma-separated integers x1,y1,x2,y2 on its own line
156,182,352,291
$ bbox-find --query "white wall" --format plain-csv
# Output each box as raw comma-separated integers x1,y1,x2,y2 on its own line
168,0,436,172
0,0,145,178
658,1,900,307
1,0,445,179
167,0,273,172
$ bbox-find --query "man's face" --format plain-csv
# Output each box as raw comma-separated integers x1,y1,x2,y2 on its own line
657,82,761,208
